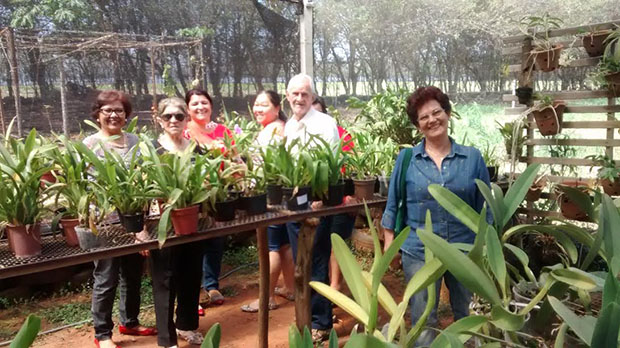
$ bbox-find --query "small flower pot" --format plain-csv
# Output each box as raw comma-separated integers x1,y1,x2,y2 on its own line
532,44,563,72
353,178,376,201
120,212,145,233
60,217,80,247
266,184,283,205
600,177,620,196
515,86,534,106
322,182,345,207
487,166,499,182
605,72,620,96
75,225,107,250
526,187,543,202
170,205,200,235
557,181,591,222
240,193,267,215
532,102,566,136
344,178,355,196
214,199,237,221
582,30,612,57
283,186,310,211
40,171,57,188
378,176,390,197
6,224,41,258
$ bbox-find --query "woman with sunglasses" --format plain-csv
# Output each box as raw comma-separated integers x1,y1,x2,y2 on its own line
184,88,231,312
149,97,205,347
83,90,157,348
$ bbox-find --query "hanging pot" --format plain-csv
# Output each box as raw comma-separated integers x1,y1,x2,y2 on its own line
6,224,41,258
240,193,267,215
605,72,620,96
600,177,620,196
526,186,543,202
343,178,355,196
515,86,534,106
170,204,200,235
353,178,376,201
60,217,80,247
266,184,283,205
532,101,566,136
283,186,310,211
557,181,591,222
582,30,612,57
322,181,345,207
487,166,499,182
75,225,108,250
120,212,145,233
214,198,237,221
532,44,563,72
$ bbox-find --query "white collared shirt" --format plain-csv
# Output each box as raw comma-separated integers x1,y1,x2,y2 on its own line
284,108,339,151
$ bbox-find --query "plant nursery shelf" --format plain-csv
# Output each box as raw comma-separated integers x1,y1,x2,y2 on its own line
518,156,620,167
524,138,620,147
503,90,613,102
505,104,620,115
0,198,387,280
524,120,620,129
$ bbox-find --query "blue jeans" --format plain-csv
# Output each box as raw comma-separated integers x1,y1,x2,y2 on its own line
402,252,471,347
268,224,290,251
202,236,226,290
286,218,333,330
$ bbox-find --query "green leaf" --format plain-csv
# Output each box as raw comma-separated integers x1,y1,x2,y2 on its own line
10,314,41,348
554,323,568,348
288,325,302,348
502,164,540,227
430,315,488,348
591,302,620,348
332,233,370,311
602,272,620,312
504,243,537,284
327,328,339,348
201,323,221,348
601,195,620,275
485,225,507,297
551,268,598,291
490,306,525,331
343,334,398,348
428,184,480,232
548,296,595,345
475,181,502,230
310,282,369,326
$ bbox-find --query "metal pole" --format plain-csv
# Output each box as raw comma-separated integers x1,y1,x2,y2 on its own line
299,0,314,78
6,28,22,137
59,57,69,138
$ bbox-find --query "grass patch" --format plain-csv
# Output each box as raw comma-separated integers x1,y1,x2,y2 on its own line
39,302,91,325
223,244,258,268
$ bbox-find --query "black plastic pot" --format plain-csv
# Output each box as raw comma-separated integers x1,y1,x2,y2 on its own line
487,166,499,182
120,212,144,233
283,186,310,211
214,198,237,221
266,184,283,205
344,178,355,196
515,87,533,106
240,193,267,215
322,182,345,206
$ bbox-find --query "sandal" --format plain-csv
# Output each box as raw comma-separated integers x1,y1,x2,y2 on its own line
208,289,225,305
274,287,295,301
240,299,278,313
311,328,330,344
176,329,203,345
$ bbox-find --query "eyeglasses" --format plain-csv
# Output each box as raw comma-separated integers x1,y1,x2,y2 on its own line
100,108,125,115
160,113,186,122
418,108,444,123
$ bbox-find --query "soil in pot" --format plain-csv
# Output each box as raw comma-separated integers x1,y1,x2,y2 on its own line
214,199,237,221
344,178,355,196
60,218,80,247
240,193,267,215
120,212,145,233
515,86,534,106
600,177,620,196
582,30,612,57
75,225,107,250
487,166,498,182
170,204,200,235
354,178,376,201
532,44,563,72
6,224,41,258
322,182,345,207
266,184,283,205
532,102,565,136
283,186,310,211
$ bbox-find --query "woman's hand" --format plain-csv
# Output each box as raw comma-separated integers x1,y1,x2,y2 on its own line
383,228,400,269
134,229,150,257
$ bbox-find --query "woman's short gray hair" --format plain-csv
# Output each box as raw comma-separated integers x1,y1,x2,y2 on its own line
157,97,188,117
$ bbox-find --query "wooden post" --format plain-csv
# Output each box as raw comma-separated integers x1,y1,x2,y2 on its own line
256,226,269,348
59,57,69,138
149,47,158,125
6,27,22,137
299,0,314,78
199,40,206,90
606,94,615,159
294,218,318,331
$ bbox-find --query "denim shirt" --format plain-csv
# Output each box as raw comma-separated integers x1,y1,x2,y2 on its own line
381,138,491,260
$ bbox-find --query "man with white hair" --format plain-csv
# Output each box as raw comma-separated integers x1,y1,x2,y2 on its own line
283,73,339,343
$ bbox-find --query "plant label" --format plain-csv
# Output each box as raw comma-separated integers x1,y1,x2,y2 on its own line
297,194,308,205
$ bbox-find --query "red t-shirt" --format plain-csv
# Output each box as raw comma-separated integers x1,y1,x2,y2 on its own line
184,123,234,154
338,126,354,152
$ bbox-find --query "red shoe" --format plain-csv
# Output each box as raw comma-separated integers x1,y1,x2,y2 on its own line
94,338,121,348
118,325,158,336
198,305,205,316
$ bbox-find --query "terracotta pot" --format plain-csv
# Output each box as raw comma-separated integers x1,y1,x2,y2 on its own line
40,171,57,188
283,186,310,211
170,205,200,235
526,187,543,202
532,102,565,136
75,225,108,250
353,178,376,201
606,72,620,97
6,224,41,258
322,182,345,207
532,44,563,72
60,218,80,247
600,177,620,196
557,181,591,221
240,193,267,215
582,31,612,57
266,184,283,205
351,229,373,252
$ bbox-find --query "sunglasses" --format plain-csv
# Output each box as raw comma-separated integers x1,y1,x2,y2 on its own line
160,113,186,122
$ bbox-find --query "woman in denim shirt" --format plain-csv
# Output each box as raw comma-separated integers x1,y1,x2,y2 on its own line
381,86,490,346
